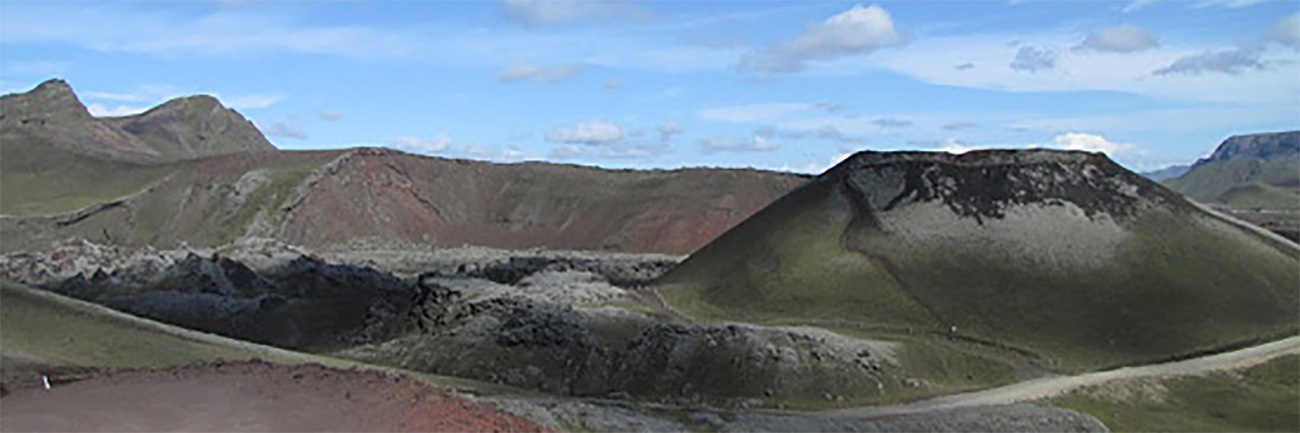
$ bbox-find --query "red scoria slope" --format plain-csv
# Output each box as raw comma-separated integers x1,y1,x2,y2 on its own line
0,360,550,432
1,147,810,255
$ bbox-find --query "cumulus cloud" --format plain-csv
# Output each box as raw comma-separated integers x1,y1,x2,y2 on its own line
389,136,452,154
499,60,584,84
1268,13,1299,49
1009,45,1057,72
933,138,984,154
736,4,900,73
319,110,342,121
266,116,306,139
1041,132,1131,154
545,120,625,144
1075,25,1159,53
701,135,779,152
1153,47,1266,75
542,120,675,160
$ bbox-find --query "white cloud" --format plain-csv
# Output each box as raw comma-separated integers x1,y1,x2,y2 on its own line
389,136,453,154
697,103,813,123
701,135,779,152
84,85,282,112
2,60,71,77
1267,13,1300,49
551,142,669,159
871,118,912,128
1010,45,1057,72
736,4,900,73
603,78,622,90
217,93,283,110
1153,47,1266,75
874,32,1300,104
933,138,986,154
656,121,684,139
499,0,650,28
1040,132,1131,154
780,151,855,174
1075,25,1159,53
943,121,978,131
1122,0,1160,13
812,125,867,144
499,60,584,84
86,91,150,102
1191,0,1272,8
87,103,151,117
319,110,342,121
266,116,306,139
545,120,625,144
0,5,421,59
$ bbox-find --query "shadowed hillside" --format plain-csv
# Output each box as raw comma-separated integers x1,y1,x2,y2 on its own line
1,80,808,255
657,149,1300,372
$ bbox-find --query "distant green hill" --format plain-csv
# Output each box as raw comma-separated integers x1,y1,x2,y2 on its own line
656,150,1300,373
1165,131,1299,210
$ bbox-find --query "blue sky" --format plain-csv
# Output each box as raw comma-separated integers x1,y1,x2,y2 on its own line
1,0,1297,173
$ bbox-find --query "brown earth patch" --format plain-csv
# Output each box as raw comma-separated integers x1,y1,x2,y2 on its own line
0,359,550,432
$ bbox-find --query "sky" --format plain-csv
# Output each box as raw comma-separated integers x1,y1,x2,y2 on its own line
1,0,1297,174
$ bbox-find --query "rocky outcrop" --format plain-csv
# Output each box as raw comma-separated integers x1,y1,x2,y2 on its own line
22,246,415,351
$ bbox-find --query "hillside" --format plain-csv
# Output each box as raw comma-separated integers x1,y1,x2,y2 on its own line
1,79,808,255
0,147,806,254
1139,164,1189,182
656,149,1300,373
103,94,276,160
1165,131,1299,210
0,79,273,163
0,79,270,215
1164,131,1300,241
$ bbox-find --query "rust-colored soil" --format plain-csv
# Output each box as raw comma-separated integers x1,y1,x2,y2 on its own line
0,360,549,432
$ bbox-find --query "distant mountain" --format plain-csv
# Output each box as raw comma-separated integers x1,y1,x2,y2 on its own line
1164,131,1299,210
1,79,807,255
1140,164,1190,182
1,79,274,162
656,149,1299,372
0,79,163,162
103,95,275,160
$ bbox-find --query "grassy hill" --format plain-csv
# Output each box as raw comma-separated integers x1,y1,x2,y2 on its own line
0,281,497,394
1049,355,1299,432
656,150,1300,373
1165,156,1300,210
0,281,298,390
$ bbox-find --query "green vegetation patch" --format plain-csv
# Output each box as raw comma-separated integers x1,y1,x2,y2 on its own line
1051,355,1300,432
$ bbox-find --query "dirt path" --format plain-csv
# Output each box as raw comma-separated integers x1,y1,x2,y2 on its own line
0,360,550,432
827,335,1300,418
